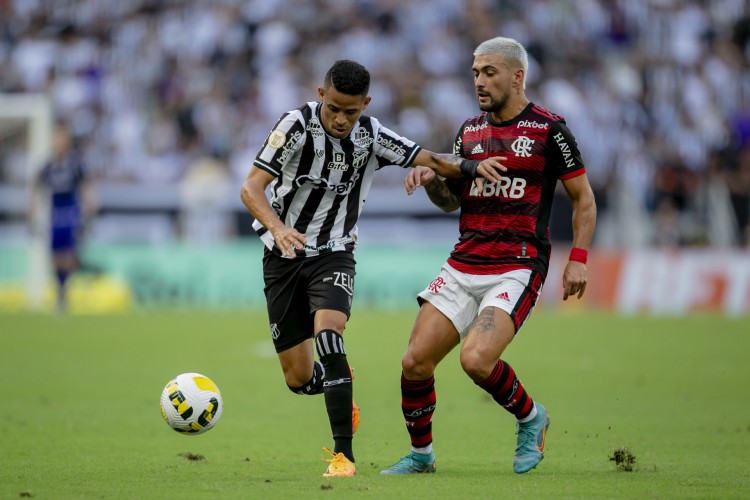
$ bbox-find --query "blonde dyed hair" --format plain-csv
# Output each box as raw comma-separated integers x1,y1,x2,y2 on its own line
474,37,529,89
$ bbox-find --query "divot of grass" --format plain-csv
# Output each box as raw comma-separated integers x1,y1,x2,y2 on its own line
609,447,637,472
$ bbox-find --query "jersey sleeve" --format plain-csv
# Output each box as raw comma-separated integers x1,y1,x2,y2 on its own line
452,122,468,158
373,123,422,169
442,123,470,194
253,111,307,177
548,121,586,180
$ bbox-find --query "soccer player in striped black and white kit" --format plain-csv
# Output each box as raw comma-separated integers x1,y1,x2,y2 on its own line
381,37,597,475
240,60,506,477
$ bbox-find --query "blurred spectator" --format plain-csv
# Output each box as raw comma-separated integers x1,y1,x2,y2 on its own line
652,197,683,248
180,152,233,244
1,0,749,246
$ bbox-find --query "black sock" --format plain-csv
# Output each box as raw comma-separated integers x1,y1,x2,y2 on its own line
287,361,324,395
55,270,68,308
315,329,354,462
56,270,68,287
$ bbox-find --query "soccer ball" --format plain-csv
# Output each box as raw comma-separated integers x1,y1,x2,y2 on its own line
160,373,223,435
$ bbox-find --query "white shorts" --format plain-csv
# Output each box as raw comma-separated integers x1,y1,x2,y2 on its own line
417,264,543,340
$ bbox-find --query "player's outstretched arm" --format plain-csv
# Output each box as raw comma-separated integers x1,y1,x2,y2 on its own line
561,173,597,300
404,165,460,212
240,166,307,258
411,149,507,182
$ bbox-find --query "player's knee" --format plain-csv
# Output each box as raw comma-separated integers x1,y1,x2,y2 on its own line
286,374,318,395
401,351,434,380
285,360,325,396
284,374,308,389
282,368,310,388
460,349,491,382
287,383,305,395
287,383,314,395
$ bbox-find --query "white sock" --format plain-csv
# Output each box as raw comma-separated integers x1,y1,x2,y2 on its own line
412,444,433,455
517,403,538,423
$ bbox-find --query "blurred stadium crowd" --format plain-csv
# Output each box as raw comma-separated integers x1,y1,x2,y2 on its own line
1,0,749,246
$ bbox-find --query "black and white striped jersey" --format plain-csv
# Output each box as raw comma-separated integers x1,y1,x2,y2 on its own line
252,101,422,257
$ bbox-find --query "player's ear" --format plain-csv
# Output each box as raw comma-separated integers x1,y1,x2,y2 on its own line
317,87,326,100
361,95,371,110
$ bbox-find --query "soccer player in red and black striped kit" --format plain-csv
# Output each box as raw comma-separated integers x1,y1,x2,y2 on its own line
382,37,597,475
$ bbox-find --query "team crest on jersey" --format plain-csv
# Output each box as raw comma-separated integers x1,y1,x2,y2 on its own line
315,149,324,159
267,129,286,149
327,152,349,171
352,149,368,169
353,127,373,148
306,118,324,138
511,136,534,157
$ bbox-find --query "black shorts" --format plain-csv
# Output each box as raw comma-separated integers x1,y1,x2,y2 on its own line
262,249,356,353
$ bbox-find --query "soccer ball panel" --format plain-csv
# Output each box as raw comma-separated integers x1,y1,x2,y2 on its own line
160,373,223,435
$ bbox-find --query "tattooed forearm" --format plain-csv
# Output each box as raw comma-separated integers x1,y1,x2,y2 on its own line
425,152,467,179
424,178,460,212
431,152,462,168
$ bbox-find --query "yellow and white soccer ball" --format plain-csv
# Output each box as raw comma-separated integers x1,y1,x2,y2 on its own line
160,373,223,435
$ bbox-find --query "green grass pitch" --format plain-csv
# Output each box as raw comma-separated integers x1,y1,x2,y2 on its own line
1,309,749,498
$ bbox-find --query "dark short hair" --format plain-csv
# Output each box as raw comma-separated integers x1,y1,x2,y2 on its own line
324,60,370,96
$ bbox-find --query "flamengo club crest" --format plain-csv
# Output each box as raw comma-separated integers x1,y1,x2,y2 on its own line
511,136,534,157
428,277,446,293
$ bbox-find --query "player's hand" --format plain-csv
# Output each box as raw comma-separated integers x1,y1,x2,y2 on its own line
405,165,436,195
271,225,307,259
476,156,507,183
562,260,588,300
472,156,507,191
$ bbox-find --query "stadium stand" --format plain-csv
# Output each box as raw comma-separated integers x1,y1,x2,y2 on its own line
0,0,749,247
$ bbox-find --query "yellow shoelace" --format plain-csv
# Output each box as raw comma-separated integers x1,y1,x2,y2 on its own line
322,447,352,472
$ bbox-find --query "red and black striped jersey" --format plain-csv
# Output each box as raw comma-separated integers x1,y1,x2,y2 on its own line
445,102,586,278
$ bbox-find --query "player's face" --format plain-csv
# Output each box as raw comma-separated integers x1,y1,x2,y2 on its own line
52,127,72,159
318,86,371,139
472,54,520,113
